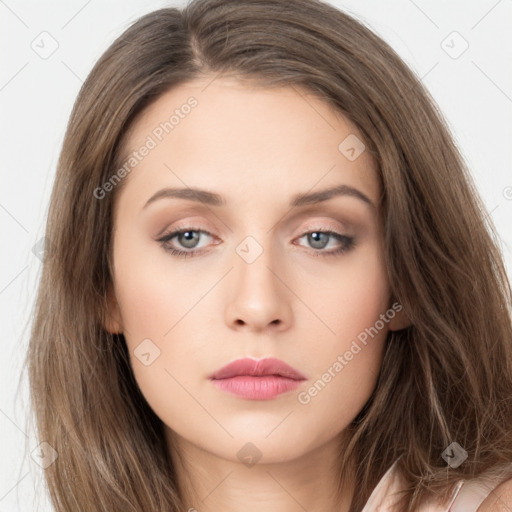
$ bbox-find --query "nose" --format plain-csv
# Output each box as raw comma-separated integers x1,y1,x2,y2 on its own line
224,242,293,333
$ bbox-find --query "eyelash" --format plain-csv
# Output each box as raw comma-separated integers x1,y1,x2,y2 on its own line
157,226,356,259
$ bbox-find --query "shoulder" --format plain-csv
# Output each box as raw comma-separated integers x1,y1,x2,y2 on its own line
477,477,512,511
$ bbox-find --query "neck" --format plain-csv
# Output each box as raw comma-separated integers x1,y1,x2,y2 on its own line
166,430,355,512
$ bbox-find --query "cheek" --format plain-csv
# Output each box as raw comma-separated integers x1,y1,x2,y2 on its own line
112,227,198,341
298,241,390,345
293,244,390,418
112,262,202,427
111,232,222,413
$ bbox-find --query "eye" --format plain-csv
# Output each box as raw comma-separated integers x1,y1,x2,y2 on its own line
157,227,356,258
295,230,355,256
157,227,214,258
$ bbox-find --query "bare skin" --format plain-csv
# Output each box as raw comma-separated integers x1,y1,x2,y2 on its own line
105,76,410,512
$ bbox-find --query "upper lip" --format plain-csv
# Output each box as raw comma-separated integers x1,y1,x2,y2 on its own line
209,357,307,381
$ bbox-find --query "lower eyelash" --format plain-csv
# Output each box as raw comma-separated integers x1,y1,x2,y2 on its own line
157,229,355,258
167,248,195,258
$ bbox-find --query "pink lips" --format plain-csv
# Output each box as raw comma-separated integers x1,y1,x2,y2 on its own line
208,357,306,400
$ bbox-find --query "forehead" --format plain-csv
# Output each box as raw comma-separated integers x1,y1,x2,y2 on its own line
115,77,379,212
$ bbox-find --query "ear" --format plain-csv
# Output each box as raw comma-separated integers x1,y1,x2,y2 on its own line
103,285,123,334
387,301,412,331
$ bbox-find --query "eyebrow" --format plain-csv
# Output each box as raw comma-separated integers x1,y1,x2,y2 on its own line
142,184,375,210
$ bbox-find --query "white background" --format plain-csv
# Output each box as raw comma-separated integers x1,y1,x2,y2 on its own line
1,0,511,509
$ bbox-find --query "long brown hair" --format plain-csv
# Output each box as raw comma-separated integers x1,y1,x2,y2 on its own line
24,0,512,510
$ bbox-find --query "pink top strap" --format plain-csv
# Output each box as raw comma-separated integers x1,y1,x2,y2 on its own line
361,458,510,512
361,458,408,512
449,471,505,512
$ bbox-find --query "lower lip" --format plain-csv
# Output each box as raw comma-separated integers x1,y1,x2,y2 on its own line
210,376,303,400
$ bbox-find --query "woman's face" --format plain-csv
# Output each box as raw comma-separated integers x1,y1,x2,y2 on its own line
106,77,402,466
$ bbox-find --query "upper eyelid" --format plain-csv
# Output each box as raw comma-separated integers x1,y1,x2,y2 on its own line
165,217,349,234
151,204,362,236
161,224,346,237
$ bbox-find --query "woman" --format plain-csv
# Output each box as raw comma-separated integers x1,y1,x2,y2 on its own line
26,0,512,510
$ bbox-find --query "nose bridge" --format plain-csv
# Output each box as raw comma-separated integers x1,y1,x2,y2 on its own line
224,229,292,331
233,231,281,296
